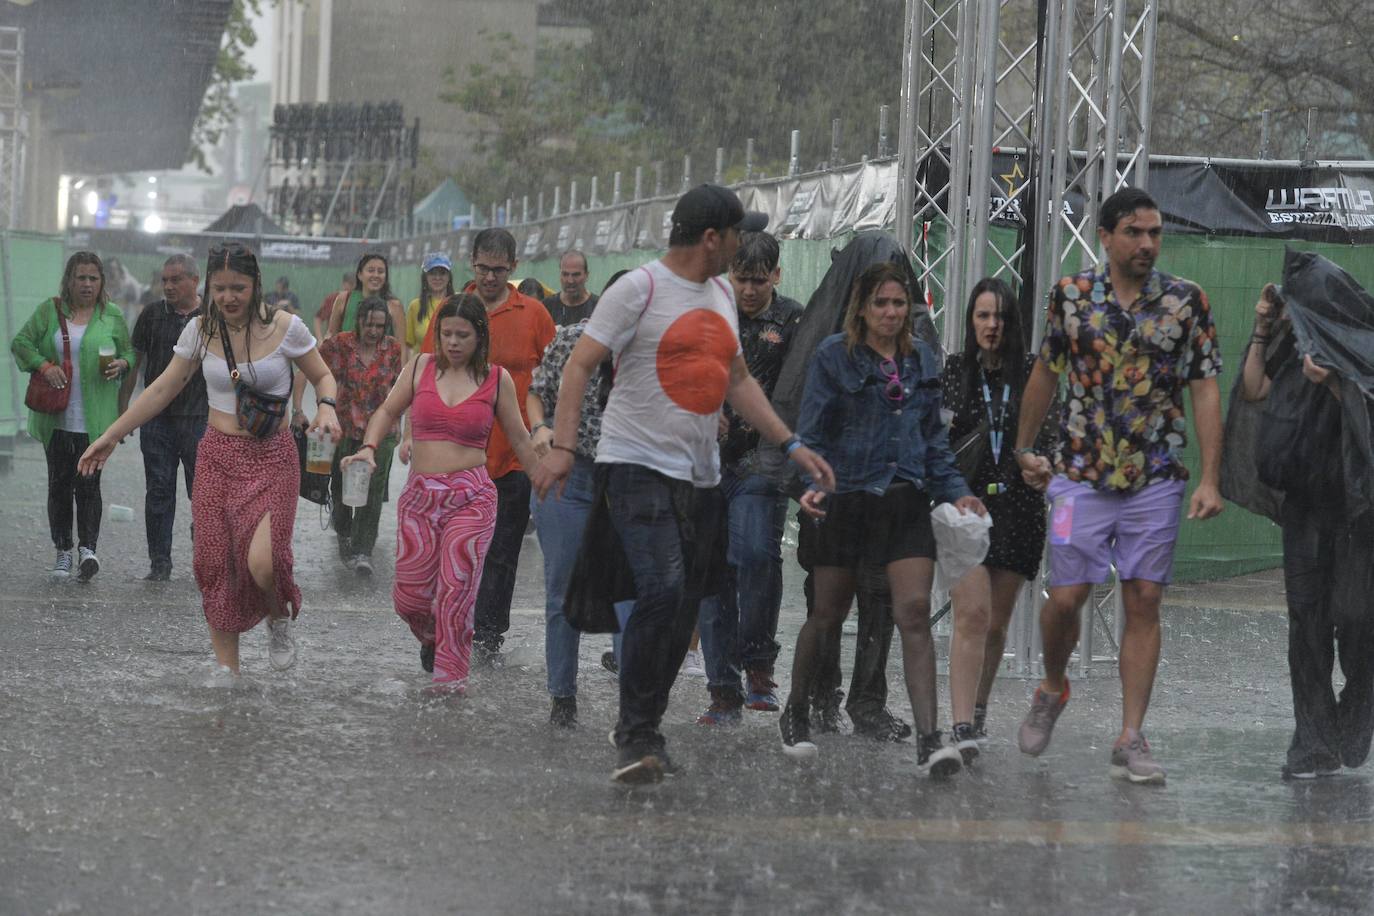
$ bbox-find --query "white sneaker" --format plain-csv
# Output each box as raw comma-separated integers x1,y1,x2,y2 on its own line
204,664,240,689
353,555,373,577
682,649,706,678
267,616,297,670
52,549,73,578
76,547,100,582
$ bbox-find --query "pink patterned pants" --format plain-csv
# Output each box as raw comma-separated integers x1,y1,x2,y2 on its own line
393,467,497,686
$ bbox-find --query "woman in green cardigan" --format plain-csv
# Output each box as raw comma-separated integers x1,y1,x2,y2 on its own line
11,251,133,581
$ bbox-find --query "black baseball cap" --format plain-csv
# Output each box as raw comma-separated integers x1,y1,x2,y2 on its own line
671,184,769,235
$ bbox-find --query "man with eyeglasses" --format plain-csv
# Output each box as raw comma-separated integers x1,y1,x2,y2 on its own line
119,253,206,581
531,184,834,784
421,228,556,661
1012,186,1224,784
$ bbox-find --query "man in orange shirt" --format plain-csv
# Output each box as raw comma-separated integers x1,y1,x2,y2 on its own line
422,228,555,659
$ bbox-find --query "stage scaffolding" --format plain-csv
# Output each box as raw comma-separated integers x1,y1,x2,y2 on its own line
898,0,1159,678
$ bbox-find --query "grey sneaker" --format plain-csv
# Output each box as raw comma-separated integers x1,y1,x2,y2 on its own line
267,616,297,671
1110,733,1166,784
76,547,100,582
353,555,373,577
52,549,73,579
1018,681,1070,757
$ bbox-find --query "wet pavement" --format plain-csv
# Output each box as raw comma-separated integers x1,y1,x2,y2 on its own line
2,436,1373,915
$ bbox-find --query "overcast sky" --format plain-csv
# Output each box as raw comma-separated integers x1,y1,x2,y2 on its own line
244,3,275,86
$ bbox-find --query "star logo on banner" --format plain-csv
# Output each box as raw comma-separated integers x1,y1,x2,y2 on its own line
999,162,1025,197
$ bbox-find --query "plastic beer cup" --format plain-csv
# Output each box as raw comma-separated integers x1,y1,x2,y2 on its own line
305,428,335,475
341,458,372,507
98,344,116,375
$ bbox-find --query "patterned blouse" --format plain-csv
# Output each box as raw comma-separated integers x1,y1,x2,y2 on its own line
1038,266,1221,492
530,319,606,459
318,332,403,441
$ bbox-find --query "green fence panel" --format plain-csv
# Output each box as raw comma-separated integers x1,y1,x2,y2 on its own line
1,231,68,440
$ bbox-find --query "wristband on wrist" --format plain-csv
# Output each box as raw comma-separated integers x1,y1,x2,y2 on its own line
360,442,378,452
779,434,802,456
531,420,551,433
1015,446,1038,457
317,397,337,408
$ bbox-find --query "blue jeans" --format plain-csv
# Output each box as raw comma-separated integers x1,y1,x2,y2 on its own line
606,463,720,750
698,469,787,687
532,456,597,698
139,413,206,567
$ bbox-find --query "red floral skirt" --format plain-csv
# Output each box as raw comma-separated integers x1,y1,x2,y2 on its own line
191,428,303,633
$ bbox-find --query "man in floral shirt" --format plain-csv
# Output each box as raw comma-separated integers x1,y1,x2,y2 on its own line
1011,187,1224,784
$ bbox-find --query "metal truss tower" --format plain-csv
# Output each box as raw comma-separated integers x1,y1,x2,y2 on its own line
0,27,26,231
897,0,1159,677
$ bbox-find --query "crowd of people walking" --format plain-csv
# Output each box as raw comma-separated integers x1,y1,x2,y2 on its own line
12,183,1373,786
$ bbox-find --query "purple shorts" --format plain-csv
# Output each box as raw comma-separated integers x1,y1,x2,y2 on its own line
1045,477,1187,586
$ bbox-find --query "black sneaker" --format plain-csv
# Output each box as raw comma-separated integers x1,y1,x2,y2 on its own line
1282,754,1342,781
972,704,988,743
144,561,172,582
550,695,577,728
612,747,665,785
419,643,435,674
600,650,618,674
780,704,819,759
952,722,980,765
852,708,913,742
917,730,962,778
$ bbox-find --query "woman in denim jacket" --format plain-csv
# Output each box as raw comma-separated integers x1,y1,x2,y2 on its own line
780,262,986,777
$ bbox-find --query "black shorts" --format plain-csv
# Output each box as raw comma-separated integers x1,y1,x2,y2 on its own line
806,481,936,568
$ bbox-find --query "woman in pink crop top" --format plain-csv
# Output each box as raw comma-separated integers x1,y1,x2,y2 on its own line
343,294,539,690
79,242,341,684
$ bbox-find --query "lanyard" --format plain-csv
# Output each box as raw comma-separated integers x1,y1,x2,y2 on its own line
981,372,1011,466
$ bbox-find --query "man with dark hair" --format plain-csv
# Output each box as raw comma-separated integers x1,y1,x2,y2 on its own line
422,227,556,659
532,184,834,783
267,276,300,313
694,231,803,723
119,253,206,581
542,250,598,327
1013,186,1224,783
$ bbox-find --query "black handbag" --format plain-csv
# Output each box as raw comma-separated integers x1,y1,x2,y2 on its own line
293,425,332,506
951,419,990,483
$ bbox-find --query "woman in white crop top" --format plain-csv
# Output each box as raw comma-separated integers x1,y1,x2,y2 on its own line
80,242,341,684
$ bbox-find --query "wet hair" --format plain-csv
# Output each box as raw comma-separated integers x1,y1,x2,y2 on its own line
353,253,394,301
417,262,454,324
431,292,490,382
842,262,915,357
197,242,275,371
162,253,198,277
59,251,110,315
730,231,781,277
958,277,1027,403
668,223,709,247
355,295,393,338
517,277,548,300
602,269,630,295
471,228,517,265
559,249,589,273
1099,187,1159,233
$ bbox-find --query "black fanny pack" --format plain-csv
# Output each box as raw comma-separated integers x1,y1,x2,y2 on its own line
219,318,290,439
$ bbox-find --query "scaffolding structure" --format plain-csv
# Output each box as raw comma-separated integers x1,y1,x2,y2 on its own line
0,27,25,232
897,0,1159,677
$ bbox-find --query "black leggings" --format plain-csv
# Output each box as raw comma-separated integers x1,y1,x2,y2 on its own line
45,429,102,551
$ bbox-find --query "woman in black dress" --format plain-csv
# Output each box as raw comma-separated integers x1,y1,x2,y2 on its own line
942,278,1051,753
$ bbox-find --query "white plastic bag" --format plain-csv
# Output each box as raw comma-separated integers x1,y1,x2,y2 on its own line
930,502,992,585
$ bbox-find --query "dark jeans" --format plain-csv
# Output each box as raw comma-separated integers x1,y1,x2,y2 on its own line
46,429,101,551
473,470,531,651
1282,504,1374,769
608,463,721,751
797,509,895,716
330,435,396,557
722,468,787,672
140,413,206,567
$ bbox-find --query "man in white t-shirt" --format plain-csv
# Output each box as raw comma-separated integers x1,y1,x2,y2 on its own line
532,184,835,784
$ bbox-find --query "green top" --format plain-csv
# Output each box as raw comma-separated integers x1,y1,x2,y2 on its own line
10,297,134,446
336,290,363,335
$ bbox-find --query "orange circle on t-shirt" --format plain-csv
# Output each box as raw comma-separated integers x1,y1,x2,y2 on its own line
656,309,736,415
